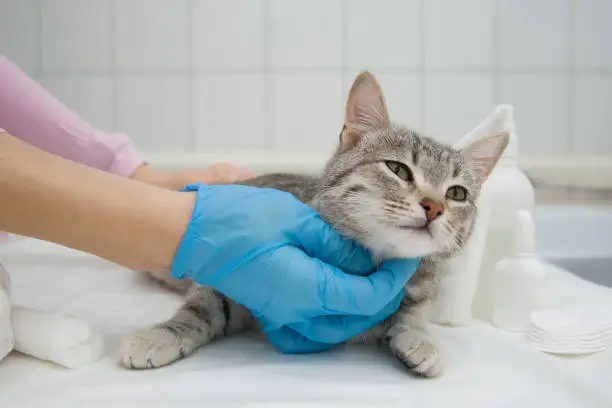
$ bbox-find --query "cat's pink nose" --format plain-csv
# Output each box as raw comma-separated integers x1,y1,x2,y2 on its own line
420,198,443,222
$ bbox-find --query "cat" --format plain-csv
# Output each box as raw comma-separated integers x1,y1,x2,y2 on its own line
119,71,508,378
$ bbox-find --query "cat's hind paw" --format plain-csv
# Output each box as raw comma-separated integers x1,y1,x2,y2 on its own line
388,332,445,378
119,327,194,369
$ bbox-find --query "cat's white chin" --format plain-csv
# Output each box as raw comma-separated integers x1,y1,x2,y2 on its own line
367,226,437,259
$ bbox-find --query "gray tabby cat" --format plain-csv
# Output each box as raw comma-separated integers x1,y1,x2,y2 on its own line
120,72,508,378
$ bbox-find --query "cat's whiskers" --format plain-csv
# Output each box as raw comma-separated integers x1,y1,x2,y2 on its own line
440,221,464,250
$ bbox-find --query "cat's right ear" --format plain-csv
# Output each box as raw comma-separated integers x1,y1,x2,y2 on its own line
340,71,390,151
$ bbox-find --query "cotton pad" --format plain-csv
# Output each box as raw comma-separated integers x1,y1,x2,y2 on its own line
524,305,612,355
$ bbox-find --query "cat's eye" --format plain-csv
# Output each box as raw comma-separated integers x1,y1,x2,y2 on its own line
446,185,468,202
385,161,413,182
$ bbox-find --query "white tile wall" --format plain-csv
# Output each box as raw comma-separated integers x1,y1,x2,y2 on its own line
424,0,495,69
0,0,611,156
40,0,111,70
499,0,571,69
114,0,189,71
268,0,343,69
116,77,191,151
500,74,570,155
346,0,420,69
269,73,344,152
425,73,496,144
573,0,612,69
572,75,612,154
194,74,266,152
38,75,114,130
0,0,37,74
192,0,265,70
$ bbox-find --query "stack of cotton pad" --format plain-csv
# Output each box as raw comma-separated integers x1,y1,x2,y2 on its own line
524,305,612,355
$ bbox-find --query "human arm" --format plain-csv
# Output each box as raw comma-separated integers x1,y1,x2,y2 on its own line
0,56,253,189
0,132,193,272
0,133,419,350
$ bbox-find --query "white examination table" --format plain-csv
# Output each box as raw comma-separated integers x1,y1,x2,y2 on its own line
0,238,610,408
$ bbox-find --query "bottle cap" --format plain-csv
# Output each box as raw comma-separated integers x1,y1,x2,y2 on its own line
510,210,535,256
495,105,518,159
455,105,517,158
503,132,519,159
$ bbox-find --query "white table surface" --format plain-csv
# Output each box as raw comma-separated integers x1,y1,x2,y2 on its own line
1,238,610,408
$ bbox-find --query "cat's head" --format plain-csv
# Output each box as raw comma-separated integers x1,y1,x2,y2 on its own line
314,72,509,260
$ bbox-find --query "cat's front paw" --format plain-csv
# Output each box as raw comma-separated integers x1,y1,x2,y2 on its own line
119,327,194,369
388,332,445,378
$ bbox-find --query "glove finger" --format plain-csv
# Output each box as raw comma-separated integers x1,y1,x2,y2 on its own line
288,291,405,344
266,327,334,354
291,211,375,276
318,258,420,316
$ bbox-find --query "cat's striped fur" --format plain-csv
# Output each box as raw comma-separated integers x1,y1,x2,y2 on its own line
120,72,508,377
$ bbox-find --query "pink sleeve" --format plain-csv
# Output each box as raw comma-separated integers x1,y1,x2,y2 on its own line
0,56,144,178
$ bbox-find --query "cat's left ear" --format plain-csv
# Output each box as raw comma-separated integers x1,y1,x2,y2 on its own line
461,132,510,185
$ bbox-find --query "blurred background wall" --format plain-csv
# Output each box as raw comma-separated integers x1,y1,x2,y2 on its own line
1,0,611,185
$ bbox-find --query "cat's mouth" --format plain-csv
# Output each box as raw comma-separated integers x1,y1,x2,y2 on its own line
397,224,432,238
397,218,428,230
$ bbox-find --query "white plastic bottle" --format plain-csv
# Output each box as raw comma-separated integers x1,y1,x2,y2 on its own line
492,210,546,332
453,105,536,321
471,126,535,321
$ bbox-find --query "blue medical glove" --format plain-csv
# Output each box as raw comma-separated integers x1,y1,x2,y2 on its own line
266,289,407,354
171,183,420,349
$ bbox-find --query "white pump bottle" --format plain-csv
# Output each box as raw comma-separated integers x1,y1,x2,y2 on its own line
455,106,535,321
492,210,547,331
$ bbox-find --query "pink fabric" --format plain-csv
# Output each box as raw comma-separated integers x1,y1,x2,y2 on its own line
0,56,144,177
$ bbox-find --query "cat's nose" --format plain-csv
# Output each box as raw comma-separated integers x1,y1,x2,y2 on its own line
420,198,443,222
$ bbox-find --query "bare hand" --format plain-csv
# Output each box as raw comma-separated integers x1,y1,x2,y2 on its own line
178,162,255,186
131,163,256,190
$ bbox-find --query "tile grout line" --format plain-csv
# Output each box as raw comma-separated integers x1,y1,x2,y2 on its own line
262,0,272,151
418,0,426,131
34,0,43,78
32,67,612,77
492,0,502,105
341,0,349,98
567,0,576,154
108,0,119,131
186,0,196,152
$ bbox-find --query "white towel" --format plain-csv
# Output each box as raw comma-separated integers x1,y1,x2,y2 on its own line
1,235,105,368
12,307,105,368
0,262,14,362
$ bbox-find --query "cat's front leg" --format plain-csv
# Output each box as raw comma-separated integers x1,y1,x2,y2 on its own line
385,291,445,378
120,288,253,369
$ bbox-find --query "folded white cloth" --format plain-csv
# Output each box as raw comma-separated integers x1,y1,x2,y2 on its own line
0,262,14,362
12,307,105,368
1,238,105,368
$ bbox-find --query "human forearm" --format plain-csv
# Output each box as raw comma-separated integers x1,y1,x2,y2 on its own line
0,133,194,272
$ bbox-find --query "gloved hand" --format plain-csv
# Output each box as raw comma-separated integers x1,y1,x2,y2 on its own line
171,183,420,351
265,283,408,354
